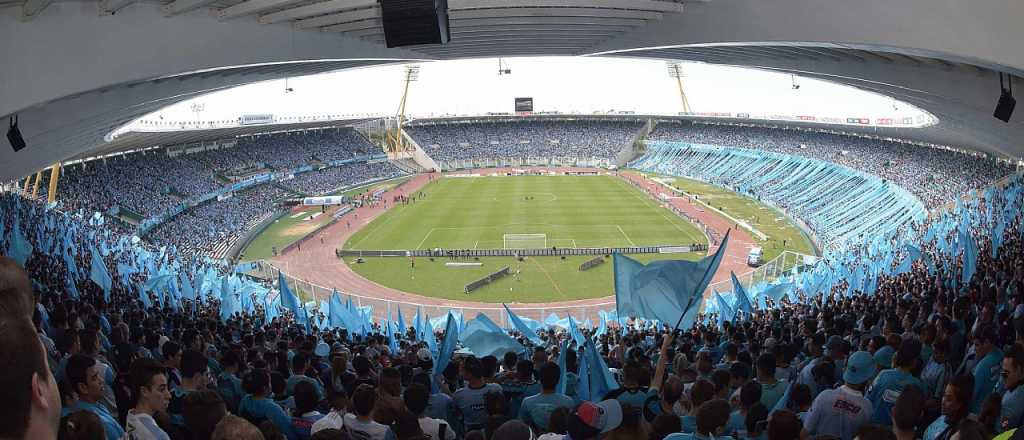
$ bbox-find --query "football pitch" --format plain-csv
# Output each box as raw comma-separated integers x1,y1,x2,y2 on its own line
342,174,709,302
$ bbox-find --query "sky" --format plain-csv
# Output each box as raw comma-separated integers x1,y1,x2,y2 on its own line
135,56,928,125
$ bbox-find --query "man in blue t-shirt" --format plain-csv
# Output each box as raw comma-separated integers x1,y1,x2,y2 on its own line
519,362,574,432
502,359,541,419
868,339,924,426
971,325,1003,414
999,344,1024,433
65,354,125,440
451,356,502,432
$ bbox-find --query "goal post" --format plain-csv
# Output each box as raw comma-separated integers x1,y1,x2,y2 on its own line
503,233,548,249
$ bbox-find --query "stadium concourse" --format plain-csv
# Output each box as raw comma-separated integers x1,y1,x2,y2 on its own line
269,168,759,322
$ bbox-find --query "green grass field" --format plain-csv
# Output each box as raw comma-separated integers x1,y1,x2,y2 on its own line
239,206,338,262
644,173,817,261
343,175,708,302
331,176,411,198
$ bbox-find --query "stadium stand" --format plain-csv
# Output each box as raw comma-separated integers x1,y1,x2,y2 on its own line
3,163,1024,440
405,119,643,162
33,127,377,220
279,161,405,196
648,120,1013,209
145,184,291,262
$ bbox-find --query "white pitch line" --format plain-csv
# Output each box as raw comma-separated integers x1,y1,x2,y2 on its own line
414,228,436,250
616,225,637,247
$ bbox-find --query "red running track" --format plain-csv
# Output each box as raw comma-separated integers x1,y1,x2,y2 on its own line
271,169,757,321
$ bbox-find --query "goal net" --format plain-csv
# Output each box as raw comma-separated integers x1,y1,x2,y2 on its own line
503,233,547,249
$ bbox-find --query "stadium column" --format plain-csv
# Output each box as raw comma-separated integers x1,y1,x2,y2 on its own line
47,163,60,204
29,170,43,200
22,174,32,195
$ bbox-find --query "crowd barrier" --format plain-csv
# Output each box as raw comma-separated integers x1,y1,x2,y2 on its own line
336,243,705,258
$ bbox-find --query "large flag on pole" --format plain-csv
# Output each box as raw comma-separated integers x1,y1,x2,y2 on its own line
615,230,730,328
279,273,309,332
730,271,755,314
433,313,459,392
89,246,112,302
504,304,544,345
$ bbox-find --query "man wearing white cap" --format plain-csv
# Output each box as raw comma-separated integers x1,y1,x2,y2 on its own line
804,351,877,440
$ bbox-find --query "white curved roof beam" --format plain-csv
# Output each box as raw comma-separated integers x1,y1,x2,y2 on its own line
99,0,137,15
448,8,664,21
377,36,604,46
258,0,375,24
217,0,325,20
21,0,53,21
319,18,380,33
450,16,648,27
162,0,220,16
294,7,379,29
448,0,684,13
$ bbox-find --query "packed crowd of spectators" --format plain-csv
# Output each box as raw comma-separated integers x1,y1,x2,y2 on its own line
4,159,1024,440
406,120,642,162
146,184,291,262
34,128,375,220
281,162,406,196
648,121,1015,209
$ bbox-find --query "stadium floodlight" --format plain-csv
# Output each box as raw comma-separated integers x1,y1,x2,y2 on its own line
666,61,692,113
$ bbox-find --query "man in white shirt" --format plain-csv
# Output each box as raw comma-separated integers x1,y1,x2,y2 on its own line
344,384,396,440
125,357,172,440
312,389,349,435
804,350,877,440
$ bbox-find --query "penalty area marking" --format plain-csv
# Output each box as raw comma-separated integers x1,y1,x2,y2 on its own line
616,225,637,247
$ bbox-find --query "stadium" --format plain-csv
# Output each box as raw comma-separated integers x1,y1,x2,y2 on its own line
2,2,1024,440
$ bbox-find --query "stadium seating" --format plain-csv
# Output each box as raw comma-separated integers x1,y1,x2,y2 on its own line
648,120,1013,209
405,119,643,162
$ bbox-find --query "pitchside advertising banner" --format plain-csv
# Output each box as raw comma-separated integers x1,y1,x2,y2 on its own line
303,196,346,206
515,97,533,113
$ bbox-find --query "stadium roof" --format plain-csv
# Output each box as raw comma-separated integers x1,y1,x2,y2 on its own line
1,0,1023,181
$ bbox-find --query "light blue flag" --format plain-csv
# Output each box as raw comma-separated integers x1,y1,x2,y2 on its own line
714,290,735,328
730,271,755,314
760,282,794,306
89,247,112,302
460,313,524,358
578,336,618,402
556,339,569,395
504,304,544,345
615,230,730,329
264,294,280,326
144,274,174,295
65,273,80,299
433,313,459,392
220,289,239,322
278,273,309,331
961,229,978,285
179,273,195,301
329,290,347,330
568,316,586,347
423,313,437,354
63,247,78,279
7,220,34,266
135,282,149,308
413,307,423,341
388,319,400,354
397,306,406,335
595,313,608,339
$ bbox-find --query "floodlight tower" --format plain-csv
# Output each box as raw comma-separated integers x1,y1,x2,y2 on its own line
666,62,692,114
387,64,420,153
